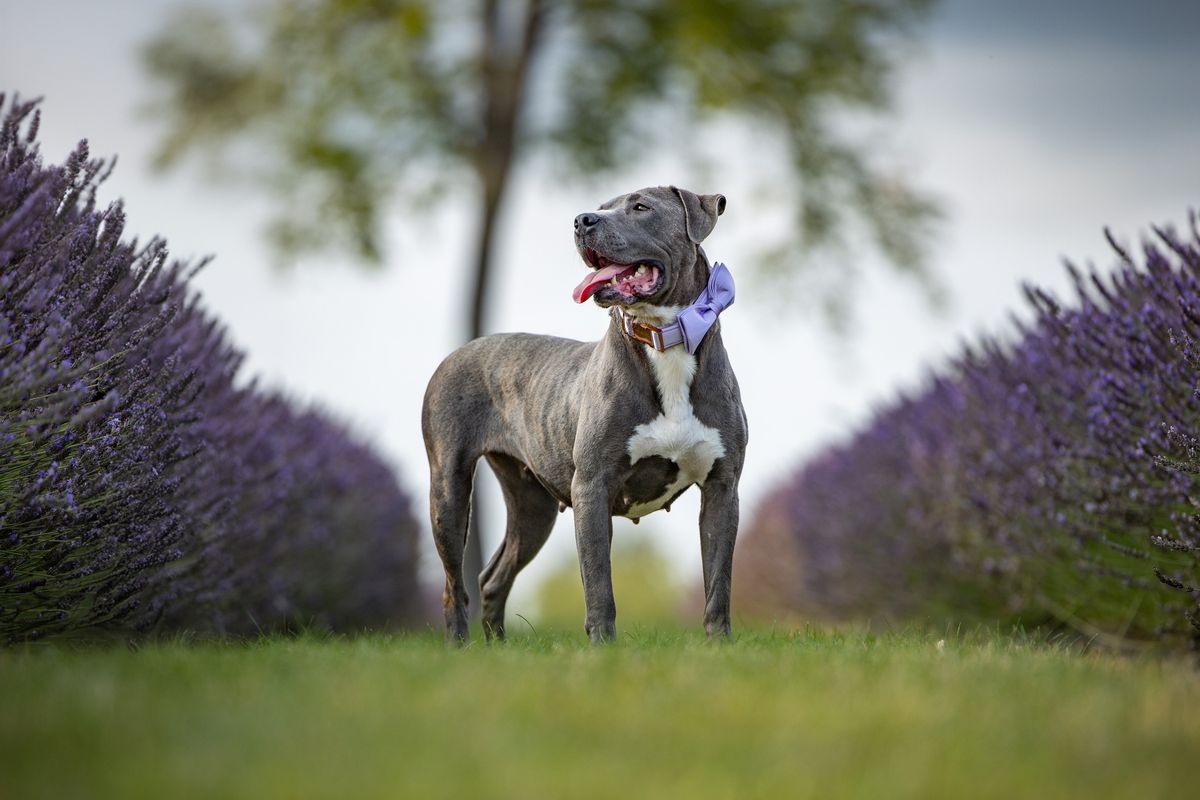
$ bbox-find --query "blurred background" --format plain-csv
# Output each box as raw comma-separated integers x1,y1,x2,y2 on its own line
4,0,1199,624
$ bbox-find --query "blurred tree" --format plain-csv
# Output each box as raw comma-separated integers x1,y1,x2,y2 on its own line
142,0,940,614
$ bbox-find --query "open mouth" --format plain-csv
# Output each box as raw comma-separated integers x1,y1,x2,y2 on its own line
573,247,663,303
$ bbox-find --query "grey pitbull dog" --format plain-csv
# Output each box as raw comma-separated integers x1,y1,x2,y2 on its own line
421,185,747,644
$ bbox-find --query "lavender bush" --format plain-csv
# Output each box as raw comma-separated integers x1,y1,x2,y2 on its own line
0,95,421,642
737,216,1200,648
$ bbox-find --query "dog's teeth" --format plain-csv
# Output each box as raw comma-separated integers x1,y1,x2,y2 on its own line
636,265,647,276
609,278,618,286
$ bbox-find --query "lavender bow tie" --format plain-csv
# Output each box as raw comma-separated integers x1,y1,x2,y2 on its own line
665,261,736,353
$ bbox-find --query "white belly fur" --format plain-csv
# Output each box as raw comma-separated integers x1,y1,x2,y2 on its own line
624,344,725,518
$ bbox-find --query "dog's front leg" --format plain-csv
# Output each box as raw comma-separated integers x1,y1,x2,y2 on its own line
572,476,616,643
699,469,740,639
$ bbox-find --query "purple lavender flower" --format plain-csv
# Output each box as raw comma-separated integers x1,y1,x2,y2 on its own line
737,216,1200,648
1,94,421,643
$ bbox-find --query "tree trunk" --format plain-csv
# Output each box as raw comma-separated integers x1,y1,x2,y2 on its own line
462,0,545,620
461,182,503,619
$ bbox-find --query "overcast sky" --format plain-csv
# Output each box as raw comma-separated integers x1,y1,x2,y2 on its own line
4,0,1199,617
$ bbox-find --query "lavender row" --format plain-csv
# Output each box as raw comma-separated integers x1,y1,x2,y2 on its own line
736,215,1200,647
0,95,421,642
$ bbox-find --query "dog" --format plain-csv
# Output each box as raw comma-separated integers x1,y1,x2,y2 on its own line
421,186,747,643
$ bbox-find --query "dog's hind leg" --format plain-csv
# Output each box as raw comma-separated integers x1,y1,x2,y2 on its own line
480,453,559,641
429,455,476,644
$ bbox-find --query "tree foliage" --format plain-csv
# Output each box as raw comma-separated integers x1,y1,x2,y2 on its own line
143,0,940,324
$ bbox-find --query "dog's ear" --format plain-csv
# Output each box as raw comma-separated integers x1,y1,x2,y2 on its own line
672,187,726,244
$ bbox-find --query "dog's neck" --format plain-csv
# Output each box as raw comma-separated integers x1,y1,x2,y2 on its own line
620,303,685,327
608,300,725,356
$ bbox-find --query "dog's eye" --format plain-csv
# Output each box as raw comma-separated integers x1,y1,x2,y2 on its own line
633,202,651,212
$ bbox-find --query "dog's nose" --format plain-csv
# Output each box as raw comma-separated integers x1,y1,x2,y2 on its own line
574,212,599,233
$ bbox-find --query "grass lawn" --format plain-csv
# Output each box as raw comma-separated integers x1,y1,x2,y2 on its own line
2,627,1197,799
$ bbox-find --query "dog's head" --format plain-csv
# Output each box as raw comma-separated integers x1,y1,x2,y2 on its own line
572,186,726,310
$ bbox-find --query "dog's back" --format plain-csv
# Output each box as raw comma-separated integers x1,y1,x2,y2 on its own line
421,333,593,487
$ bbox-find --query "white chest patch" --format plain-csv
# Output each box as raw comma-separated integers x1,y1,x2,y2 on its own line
624,344,726,518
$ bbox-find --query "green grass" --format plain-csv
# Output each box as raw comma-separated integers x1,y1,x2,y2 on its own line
2,627,1198,799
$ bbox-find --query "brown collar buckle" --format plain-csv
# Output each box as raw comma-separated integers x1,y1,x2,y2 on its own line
618,309,667,352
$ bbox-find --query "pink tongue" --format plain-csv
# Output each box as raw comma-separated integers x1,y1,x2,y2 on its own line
572,264,631,303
